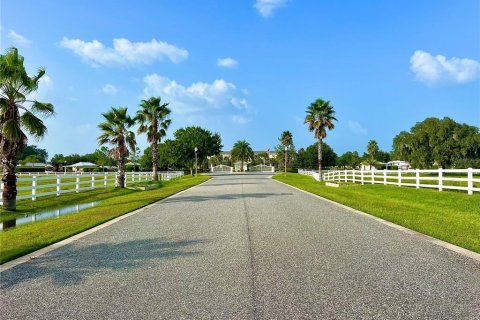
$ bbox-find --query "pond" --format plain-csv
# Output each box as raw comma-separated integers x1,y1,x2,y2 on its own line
0,201,101,231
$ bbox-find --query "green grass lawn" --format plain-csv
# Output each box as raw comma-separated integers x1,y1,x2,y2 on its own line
274,173,480,253
0,175,209,264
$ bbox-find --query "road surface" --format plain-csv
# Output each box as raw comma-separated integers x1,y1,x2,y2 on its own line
1,173,479,319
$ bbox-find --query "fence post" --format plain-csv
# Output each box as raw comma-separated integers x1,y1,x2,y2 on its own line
56,175,61,196
352,169,356,183
32,176,37,201
416,169,420,189
104,173,107,188
115,174,118,187
76,174,80,192
397,170,402,187
438,168,443,192
91,175,95,189
371,170,374,184
361,170,364,185
344,170,347,182
383,170,387,185
467,167,473,195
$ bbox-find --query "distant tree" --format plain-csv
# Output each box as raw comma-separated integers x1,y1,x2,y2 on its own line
136,96,171,181
19,145,48,162
231,140,254,172
367,140,379,161
97,107,136,188
20,154,44,165
295,143,337,169
337,151,361,169
305,98,337,181
392,117,480,168
139,146,153,171
171,126,222,174
0,47,55,210
279,130,293,172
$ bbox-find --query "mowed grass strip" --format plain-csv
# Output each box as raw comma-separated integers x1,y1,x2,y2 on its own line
0,175,210,264
274,173,480,253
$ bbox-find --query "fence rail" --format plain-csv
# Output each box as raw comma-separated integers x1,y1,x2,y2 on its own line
298,168,480,195
0,171,184,203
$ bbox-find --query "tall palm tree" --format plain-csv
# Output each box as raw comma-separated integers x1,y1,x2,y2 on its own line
136,96,171,181
367,140,379,161
0,47,55,210
280,130,293,174
304,98,337,181
98,107,136,188
231,140,254,172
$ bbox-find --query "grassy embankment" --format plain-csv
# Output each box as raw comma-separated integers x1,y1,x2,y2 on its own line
0,175,209,263
274,173,480,253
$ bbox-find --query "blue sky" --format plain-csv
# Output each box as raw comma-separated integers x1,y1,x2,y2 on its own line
1,0,479,158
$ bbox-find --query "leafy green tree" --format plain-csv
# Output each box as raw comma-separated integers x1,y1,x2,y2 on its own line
136,96,171,180
20,154,44,165
304,98,337,180
139,146,153,171
171,126,222,174
337,151,361,169
19,145,48,162
296,143,337,169
231,140,254,172
392,117,480,168
367,140,379,161
0,47,55,210
97,107,136,188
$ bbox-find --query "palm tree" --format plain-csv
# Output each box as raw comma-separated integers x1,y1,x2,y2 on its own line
231,140,254,172
280,130,293,174
367,140,379,161
304,98,337,181
0,47,55,210
98,107,136,188
136,96,171,181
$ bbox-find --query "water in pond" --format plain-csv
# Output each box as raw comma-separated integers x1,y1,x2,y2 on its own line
0,201,101,231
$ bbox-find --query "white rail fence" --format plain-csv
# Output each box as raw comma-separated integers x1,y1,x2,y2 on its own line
298,168,480,195
0,171,184,203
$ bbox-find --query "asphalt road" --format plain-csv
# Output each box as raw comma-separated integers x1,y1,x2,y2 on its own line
1,173,479,319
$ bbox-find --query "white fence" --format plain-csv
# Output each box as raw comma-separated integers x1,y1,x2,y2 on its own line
299,168,480,195
0,171,184,203
211,165,233,173
250,164,275,172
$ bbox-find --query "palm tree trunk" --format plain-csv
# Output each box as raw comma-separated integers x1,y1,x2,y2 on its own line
241,159,244,172
2,157,18,210
284,149,288,175
318,139,323,182
152,141,159,181
118,157,126,188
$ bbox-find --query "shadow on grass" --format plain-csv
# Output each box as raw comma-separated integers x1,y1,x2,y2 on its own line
1,237,206,289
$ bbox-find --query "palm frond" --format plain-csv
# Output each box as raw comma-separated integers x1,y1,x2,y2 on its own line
20,111,48,138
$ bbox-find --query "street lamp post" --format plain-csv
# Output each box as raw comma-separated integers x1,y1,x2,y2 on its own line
194,147,198,176
284,146,288,176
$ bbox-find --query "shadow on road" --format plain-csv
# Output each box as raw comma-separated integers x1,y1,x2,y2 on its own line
1,238,206,289
163,192,293,203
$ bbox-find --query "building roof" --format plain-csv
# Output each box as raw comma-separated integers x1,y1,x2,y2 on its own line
64,162,98,168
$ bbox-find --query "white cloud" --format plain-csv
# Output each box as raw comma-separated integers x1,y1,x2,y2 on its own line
60,37,188,67
410,50,480,85
231,115,250,125
102,84,118,95
217,57,239,68
348,120,368,135
8,30,31,46
142,74,250,117
254,0,287,17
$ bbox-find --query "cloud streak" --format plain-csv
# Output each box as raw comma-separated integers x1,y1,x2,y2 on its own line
142,74,251,122
410,50,480,86
60,37,188,67
217,57,239,68
8,30,31,46
254,0,287,17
